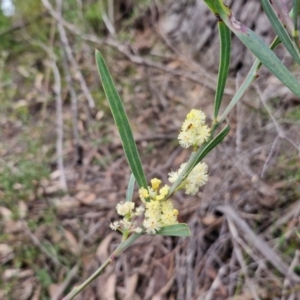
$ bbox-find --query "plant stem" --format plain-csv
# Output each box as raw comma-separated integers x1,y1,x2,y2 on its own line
62,232,143,300
219,35,281,123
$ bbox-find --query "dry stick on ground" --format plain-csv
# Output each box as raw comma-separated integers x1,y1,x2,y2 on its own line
99,0,115,35
39,0,235,95
57,0,81,164
0,13,48,37
52,264,80,300
15,32,68,191
229,224,278,286
263,199,300,236
60,49,81,163
227,219,260,300
235,72,244,154
22,220,62,268
156,11,219,86
261,134,280,178
41,16,57,119
255,84,300,153
42,0,95,109
202,265,227,300
75,0,84,21
281,250,300,300
48,58,68,191
217,205,300,283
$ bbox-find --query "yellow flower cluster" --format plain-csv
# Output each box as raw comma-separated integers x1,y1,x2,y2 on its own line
139,178,178,234
111,178,178,235
138,178,170,203
169,162,208,195
116,201,134,216
110,109,210,235
110,201,144,233
178,109,210,149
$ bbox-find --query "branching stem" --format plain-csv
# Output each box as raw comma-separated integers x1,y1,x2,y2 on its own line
62,232,143,300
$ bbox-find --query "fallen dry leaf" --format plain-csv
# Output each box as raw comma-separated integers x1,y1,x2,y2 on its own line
0,290,6,299
11,277,34,300
54,196,80,213
4,220,23,234
2,269,34,281
202,213,217,226
0,243,14,264
0,206,12,221
80,193,96,205
64,230,79,254
96,232,115,264
124,273,138,300
31,285,42,300
48,283,62,299
18,200,28,218
103,273,117,300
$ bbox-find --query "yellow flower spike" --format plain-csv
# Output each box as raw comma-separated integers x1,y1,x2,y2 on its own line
151,178,161,191
156,194,164,201
139,187,149,202
160,211,178,226
186,111,194,120
186,109,206,124
178,109,210,149
161,200,173,213
156,184,170,201
160,184,170,196
173,209,179,216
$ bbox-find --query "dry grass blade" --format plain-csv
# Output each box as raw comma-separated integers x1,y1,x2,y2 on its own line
51,264,79,300
217,205,300,283
48,58,68,191
281,250,300,300
22,221,62,268
227,219,260,300
38,0,235,95
43,0,95,109
202,266,227,300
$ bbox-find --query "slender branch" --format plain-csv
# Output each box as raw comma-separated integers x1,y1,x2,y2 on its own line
43,0,95,108
108,0,115,31
255,84,300,153
219,36,281,123
22,220,62,268
39,0,233,95
0,13,48,37
217,205,300,282
100,0,115,35
57,0,81,164
48,58,68,191
62,232,143,300
62,256,112,300
228,219,260,300
52,264,79,300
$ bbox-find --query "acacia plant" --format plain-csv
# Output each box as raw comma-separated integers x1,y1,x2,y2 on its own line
63,1,300,299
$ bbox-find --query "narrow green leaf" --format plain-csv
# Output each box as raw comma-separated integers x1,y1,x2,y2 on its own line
262,0,300,66
293,0,299,31
203,0,217,14
95,50,147,189
126,173,136,202
194,124,230,165
272,0,294,34
214,21,231,119
156,224,191,237
168,124,230,196
213,0,300,98
293,0,300,47
220,36,281,123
